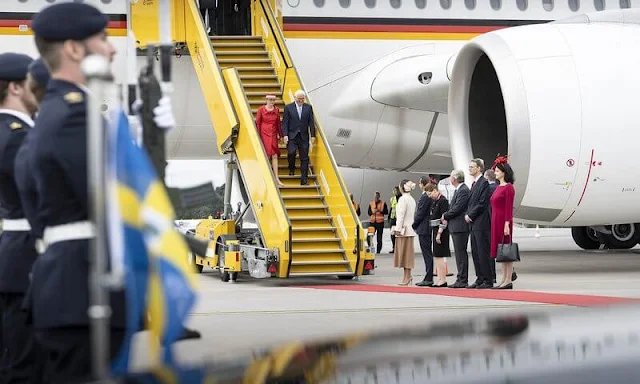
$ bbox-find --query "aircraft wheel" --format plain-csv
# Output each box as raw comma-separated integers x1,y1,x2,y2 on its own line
230,272,239,282
606,223,640,249
571,226,600,250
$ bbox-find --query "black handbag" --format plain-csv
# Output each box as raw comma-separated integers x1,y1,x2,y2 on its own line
496,236,520,263
496,185,520,263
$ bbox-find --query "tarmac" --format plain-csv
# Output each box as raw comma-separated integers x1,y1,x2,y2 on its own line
128,227,640,370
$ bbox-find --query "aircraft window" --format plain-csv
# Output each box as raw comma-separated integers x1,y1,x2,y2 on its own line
415,0,427,8
465,0,476,9
390,0,402,8
365,0,376,8
516,0,528,11
490,0,502,10
313,0,325,7
569,0,580,11
620,0,630,8
440,0,451,10
543,0,554,11
594,0,605,10
339,0,351,8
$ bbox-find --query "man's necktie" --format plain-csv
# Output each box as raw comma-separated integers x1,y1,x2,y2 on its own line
472,181,476,189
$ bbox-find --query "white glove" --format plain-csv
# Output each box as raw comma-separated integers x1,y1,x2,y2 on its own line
153,96,176,130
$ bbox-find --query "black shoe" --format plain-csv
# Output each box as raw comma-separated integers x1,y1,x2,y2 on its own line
450,281,467,288
477,282,494,289
177,327,201,341
289,170,294,176
433,282,448,288
300,179,308,185
467,281,481,288
415,280,433,287
494,283,513,290
512,271,518,281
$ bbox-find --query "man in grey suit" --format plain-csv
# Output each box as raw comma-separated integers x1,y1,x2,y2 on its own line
282,90,316,185
442,170,471,288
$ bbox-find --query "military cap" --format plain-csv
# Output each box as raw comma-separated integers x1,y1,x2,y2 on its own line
28,58,50,88
31,3,109,42
0,53,33,81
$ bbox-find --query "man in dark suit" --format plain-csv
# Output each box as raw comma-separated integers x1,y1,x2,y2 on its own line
442,170,470,288
465,158,493,288
282,90,316,185
413,176,433,287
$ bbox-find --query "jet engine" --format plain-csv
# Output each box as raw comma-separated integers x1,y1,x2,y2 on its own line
447,10,640,249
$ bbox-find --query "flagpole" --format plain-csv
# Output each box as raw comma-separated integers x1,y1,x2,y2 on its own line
82,54,113,381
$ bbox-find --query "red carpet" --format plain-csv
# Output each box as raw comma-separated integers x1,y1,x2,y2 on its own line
298,284,640,307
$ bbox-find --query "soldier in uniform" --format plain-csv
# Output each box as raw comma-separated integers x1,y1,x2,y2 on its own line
0,52,44,384
26,3,127,383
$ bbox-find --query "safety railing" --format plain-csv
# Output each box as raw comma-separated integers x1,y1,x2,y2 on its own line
222,67,292,277
252,0,367,273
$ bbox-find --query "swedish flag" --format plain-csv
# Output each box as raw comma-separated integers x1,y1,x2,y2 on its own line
106,107,198,373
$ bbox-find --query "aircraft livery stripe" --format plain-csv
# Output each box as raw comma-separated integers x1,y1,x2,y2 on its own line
283,16,550,28
0,12,127,29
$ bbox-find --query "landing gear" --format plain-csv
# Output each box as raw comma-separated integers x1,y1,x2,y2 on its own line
571,226,600,250
572,223,640,250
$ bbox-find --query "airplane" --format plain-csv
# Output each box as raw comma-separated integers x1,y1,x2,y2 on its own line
1,0,639,252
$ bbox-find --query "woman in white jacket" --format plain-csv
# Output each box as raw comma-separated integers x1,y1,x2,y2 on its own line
392,179,417,285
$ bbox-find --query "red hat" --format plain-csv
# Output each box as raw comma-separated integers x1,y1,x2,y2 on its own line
492,154,509,169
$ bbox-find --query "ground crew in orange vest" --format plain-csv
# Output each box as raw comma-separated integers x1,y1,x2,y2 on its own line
367,191,388,254
350,193,361,216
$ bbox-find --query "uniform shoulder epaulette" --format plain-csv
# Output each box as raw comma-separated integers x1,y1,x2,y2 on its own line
9,121,22,130
63,91,83,104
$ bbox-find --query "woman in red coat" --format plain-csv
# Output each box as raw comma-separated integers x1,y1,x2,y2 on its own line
490,156,516,289
255,95,283,186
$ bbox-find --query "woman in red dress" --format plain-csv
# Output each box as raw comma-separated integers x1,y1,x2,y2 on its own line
255,95,284,186
489,156,516,289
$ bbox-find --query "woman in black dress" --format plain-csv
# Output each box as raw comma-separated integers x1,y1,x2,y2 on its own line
425,183,451,287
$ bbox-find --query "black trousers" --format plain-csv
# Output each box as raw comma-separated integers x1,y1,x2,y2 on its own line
389,218,397,250
418,234,433,282
199,6,218,35
370,222,384,254
35,327,125,384
287,134,310,182
470,229,492,285
0,293,43,384
451,232,469,284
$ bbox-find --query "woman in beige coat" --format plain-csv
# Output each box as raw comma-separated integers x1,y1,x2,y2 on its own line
392,179,417,285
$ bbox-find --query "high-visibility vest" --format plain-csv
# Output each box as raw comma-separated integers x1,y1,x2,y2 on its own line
370,201,384,223
390,196,397,219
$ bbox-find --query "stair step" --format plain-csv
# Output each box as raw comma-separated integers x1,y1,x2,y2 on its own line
282,195,324,200
286,205,327,210
241,83,281,88
292,248,343,254
217,59,273,67
291,226,336,232
211,42,265,48
210,36,263,41
292,237,339,242
279,185,317,190
215,52,270,61
289,216,332,221
288,271,354,277
290,260,349,266
279,175,316,180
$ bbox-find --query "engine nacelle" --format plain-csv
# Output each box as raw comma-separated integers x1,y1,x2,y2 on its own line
448,11,640,227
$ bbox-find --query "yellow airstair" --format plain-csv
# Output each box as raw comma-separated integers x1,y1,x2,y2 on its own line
131,0,374,280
